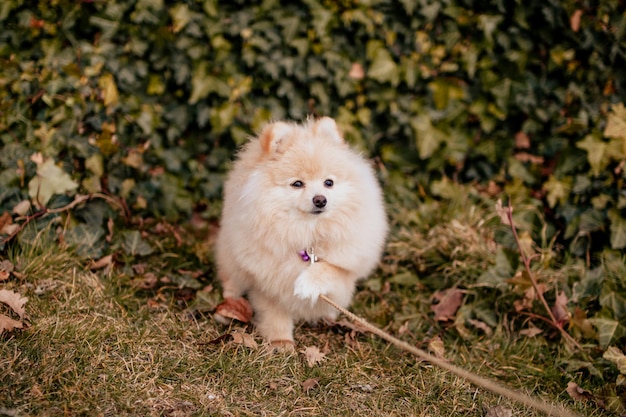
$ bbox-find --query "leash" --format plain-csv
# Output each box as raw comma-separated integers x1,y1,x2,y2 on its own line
319,294,581,417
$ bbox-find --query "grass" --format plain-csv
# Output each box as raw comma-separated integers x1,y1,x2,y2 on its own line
0,187,612,416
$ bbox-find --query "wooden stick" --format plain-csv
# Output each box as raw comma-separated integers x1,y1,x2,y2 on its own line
320,294,581,417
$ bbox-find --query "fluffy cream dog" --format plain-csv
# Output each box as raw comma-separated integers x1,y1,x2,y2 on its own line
215,117,387,345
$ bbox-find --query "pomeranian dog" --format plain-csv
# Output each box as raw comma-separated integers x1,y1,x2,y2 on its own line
214,117,387,346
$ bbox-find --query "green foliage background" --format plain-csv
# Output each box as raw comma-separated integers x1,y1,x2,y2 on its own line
1,0,625,256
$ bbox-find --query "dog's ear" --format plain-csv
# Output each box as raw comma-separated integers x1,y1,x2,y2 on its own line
313,117,344,144
259,121,293,154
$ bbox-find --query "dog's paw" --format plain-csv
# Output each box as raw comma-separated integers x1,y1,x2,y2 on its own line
293,269,323,304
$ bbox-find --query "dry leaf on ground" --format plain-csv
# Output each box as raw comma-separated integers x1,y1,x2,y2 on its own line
0,289,28,319
13,200,31,216
431,288,464,322
231,332,257,349
214,297,253,324
0,211,12,234
495,199,512,225
302,378,319,393
302,346,326,367
89,254,113,270
551,291,570,326
566,381,594,402
485,405,513,417
0,260,12,282
428,336,445,359
0,314,24,334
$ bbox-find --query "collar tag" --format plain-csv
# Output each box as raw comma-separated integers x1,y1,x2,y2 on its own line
299,248,318,264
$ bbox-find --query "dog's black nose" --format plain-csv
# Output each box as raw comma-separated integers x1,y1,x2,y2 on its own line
312,195,327,208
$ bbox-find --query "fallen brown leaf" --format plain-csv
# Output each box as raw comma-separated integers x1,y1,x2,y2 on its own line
431,288,464,322
0,259,13,282
0,314,24,334
495,199,512,226
551,291,570,326
231,332,257,349
485,405,513,417
0,259,15,274
13,200,31,216
302,377,319,393
214,297,253,324
0,289,28,319
0,211,12,234
566,381,594,402
427,336,445,359
89,254,113,270
302,346,326,367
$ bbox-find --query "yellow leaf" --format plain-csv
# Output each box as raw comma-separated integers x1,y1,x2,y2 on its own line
28,158,79,207
542,175,572,208
98,73,119,107
604,103,626,139
169,4,191,33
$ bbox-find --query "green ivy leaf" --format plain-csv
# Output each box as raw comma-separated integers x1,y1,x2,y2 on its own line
410,114,446,159
576,134,608,176
169,4,191,33
542,175,572,209
603,346,626,375
121,230,154,257
588,318,619,348
608,210,626,250
189,62,229,104
367,41,399,85
64,223,106,259
600,287,626,320
477,247,514,287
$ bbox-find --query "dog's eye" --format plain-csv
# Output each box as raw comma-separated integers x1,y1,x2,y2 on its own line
291,180,304,188
324,179,334,188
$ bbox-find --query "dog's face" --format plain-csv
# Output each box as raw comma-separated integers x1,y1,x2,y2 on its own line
247,117,360,221
267,143,351,219
282,173,341,217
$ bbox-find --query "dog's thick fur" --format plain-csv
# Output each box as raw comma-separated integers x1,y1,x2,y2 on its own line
215,117,388,343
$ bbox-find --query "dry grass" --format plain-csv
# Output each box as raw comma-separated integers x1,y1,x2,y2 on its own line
0,196,607,417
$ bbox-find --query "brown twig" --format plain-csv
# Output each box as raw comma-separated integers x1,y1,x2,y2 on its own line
503,201,583,351
1,193,127,245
